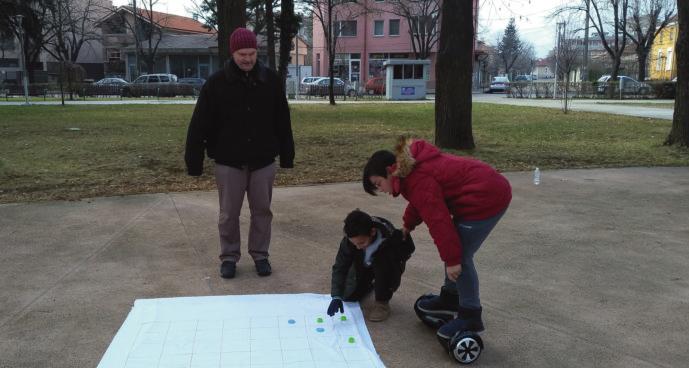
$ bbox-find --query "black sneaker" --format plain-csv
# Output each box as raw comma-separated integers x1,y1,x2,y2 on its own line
255,259,272,276
220,261,236,279
417,285,459,317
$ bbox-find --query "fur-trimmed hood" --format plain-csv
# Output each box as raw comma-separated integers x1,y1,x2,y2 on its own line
392,137,441,178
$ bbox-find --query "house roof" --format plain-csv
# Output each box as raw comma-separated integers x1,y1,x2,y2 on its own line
131,7,213,34
535,59,550,67
98,6,214,34
125,33,218,53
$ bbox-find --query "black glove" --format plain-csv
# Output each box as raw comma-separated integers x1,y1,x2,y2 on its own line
327,298,344,316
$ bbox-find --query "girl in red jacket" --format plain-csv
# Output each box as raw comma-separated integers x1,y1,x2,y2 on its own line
363,137,511,342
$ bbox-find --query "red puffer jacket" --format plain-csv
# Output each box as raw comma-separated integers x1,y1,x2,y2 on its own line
390,139,511,266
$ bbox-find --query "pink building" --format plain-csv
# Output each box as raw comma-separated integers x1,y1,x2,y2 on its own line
311,0,479,88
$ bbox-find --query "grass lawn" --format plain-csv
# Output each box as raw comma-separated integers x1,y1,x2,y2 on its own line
1,103,688,203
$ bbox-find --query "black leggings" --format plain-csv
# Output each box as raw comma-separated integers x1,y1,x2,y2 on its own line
345,255,406,302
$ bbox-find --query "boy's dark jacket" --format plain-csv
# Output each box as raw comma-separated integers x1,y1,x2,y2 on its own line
185,60,295,175
330,216,415,298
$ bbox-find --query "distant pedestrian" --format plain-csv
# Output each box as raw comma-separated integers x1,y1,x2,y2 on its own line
185,27,294,279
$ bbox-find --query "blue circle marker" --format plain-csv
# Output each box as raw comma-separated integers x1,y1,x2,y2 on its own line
288,319,296,325
316,327,325,333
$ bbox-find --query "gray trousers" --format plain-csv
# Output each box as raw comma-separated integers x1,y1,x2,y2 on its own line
215,163,276,263
444,210,506,309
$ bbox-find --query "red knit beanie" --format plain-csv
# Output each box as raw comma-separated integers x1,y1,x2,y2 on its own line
230,28,257,53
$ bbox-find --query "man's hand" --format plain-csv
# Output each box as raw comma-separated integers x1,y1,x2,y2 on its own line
446,264,462,282
327,298,344,316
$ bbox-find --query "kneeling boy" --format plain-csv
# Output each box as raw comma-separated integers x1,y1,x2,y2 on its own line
327,209,415,322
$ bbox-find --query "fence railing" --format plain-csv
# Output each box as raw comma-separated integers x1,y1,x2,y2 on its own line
1,82,198,101
506,80,676,100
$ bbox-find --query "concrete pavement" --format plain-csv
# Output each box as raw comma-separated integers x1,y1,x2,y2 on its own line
472,93,675,120
1,167,688,367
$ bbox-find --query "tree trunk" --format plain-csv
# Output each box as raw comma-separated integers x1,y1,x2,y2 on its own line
609,57,622,99
666,0,689,146
636,48,648,82
217,0,247,67
265,0,276,70
434,0,474,149
278,0,297,82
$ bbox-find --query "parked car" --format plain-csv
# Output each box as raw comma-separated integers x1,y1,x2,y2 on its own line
299,76,323,94
121,73,191,97
514,75,536,81
365,76,385,95
304,77,356,97
488,76,510,93
596,75,651,95
178,77,206,93
94,77,129,86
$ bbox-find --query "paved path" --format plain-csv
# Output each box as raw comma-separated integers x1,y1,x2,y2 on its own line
473,93,675,120
0,94,674,121
1,167,688,367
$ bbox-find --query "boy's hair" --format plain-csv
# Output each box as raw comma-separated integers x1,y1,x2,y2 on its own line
343,209,374,238
362,150,396,195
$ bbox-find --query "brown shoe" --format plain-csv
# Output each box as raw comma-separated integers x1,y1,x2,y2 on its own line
367,301,390,322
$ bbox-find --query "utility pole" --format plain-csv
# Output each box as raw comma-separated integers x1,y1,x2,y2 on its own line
582,0,590,81
14,15,30,105
554,22,565,99
296,35,300,99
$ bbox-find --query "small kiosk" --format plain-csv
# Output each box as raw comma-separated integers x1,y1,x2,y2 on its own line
383,59,431,100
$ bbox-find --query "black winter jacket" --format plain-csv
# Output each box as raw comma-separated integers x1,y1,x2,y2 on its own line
184,60,295,175
330,216,415,298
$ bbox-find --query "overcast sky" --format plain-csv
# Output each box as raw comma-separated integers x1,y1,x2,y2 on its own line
112,0,572,58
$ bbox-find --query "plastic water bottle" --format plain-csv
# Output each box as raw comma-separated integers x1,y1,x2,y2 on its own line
533,167,541,185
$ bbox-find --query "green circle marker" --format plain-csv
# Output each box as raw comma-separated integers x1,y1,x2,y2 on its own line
317,317,324,323
340,316,347,321
348,337,355,344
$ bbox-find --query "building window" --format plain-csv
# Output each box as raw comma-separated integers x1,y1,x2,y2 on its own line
107,49,121,62
374,20,384,36
393,64,424,80
389,19,400,36
336,21,357,37
666,49,673,71
411,15,436,36
656,50,663,71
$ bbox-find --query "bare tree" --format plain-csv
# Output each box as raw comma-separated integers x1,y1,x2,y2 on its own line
666,0,687,146
557,0,629,96
188,0,218,31
264,0,277,69
386,0,440,59
435,0,474,149
43,0,102,63
217,0,247,66
301,0,365,105
556,24,582,113
107,0,167,75
278,0,300,82
625,0,676,81
1,0,53,81
512,43,536,76
497,18,524,78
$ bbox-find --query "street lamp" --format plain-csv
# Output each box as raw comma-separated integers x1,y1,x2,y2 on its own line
14,14,30,105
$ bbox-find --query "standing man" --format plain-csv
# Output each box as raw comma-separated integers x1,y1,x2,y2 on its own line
185,28,295,279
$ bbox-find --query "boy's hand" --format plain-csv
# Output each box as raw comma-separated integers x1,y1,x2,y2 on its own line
402,226,411,240
446,264,462,282
327,298,344,316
